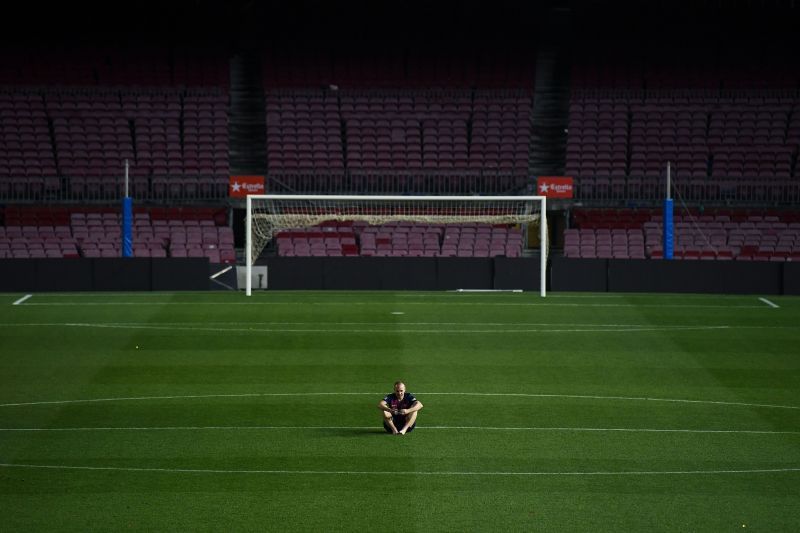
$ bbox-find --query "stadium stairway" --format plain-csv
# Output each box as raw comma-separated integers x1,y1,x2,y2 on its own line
228,52,268,176
529,7,572,179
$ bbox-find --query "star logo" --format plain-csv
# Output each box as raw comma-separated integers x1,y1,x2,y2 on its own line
229,175,264,197
537,177,573,198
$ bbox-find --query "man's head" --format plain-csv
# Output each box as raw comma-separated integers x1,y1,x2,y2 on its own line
393,381,406,399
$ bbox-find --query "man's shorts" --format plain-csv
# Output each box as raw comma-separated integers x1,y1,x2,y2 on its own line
383,415,416,434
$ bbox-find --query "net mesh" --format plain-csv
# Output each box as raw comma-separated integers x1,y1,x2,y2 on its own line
248,196,542,265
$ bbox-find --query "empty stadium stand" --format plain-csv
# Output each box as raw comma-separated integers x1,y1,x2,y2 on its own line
0,42,230,203
264,88,533,194
275,222,524,258
567,208,800,262
0,206,234,262
2,0,800,270
566,88,800,204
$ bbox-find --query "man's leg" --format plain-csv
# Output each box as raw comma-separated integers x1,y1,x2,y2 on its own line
382,410,399,434
398,411,418,435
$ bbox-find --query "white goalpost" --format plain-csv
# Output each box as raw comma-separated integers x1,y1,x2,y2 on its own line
245,195,548,296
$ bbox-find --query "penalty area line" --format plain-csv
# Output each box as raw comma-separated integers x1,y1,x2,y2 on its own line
0,463,798,477
2,322,795,332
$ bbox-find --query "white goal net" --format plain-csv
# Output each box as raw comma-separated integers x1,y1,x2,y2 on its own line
245,195,547,295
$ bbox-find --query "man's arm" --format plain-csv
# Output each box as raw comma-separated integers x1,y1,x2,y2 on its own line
399,400,423,415
378,400,397,414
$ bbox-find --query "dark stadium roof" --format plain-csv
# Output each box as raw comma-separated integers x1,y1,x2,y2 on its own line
2,0,797,46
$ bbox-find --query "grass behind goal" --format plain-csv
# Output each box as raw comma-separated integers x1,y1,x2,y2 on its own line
1,291,799,531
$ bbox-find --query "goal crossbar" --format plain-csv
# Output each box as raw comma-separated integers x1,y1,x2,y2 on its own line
245,194,547,296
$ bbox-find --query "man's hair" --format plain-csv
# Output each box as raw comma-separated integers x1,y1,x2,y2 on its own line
394,381,405,388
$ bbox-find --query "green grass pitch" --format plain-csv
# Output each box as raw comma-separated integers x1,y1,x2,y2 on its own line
1,291,799,531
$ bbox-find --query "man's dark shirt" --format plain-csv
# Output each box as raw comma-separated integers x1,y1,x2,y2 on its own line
383,392,418,412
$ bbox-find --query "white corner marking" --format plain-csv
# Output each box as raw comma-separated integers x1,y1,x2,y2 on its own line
758,298,779,309
12,295,32,306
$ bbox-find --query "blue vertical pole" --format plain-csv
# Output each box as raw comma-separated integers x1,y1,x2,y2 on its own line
663,198,673,260
122,160,133,258
122,197,133,257
663,162,673,260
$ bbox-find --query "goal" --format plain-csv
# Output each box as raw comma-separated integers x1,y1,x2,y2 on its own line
245,194,547,296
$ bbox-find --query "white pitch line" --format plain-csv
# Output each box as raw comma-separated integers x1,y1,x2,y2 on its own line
1,322,796,334
0,463,798,477
15,301,767,309
0,392,380,407
426,426,800,435
424,392,800,411
759,297,779,308
0,322,733,335
20,292,755,300
546,294,758,300
452,289,523,293
11,294,32,306
1,391,798,411
0,425,797,435
0,320,737,327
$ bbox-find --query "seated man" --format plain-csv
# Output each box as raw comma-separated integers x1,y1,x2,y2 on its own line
378,381,423,435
